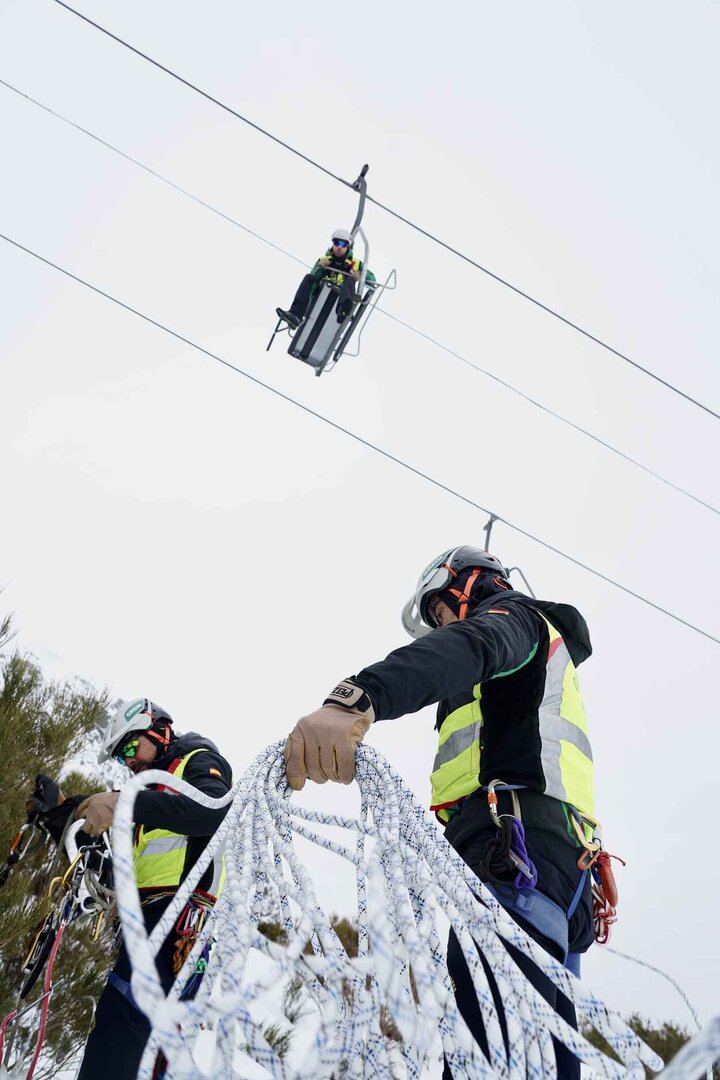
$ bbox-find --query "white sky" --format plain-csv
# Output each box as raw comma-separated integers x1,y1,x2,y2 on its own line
1,0,719,1042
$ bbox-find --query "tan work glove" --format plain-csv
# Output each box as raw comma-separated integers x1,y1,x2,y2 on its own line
284,680,375,790
75,792,119,837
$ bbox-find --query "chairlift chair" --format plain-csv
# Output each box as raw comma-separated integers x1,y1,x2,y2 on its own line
267,164,396,375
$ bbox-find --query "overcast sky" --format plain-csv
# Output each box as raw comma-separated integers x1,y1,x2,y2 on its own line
1,0,718,1044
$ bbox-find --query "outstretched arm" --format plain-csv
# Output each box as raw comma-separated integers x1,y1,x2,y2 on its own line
356,601,541,720
285,601,542,789
133,750,233,837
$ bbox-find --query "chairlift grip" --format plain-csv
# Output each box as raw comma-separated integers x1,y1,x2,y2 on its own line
483,513,499,551
351,163,369,238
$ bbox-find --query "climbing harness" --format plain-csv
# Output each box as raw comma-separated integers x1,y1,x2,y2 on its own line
0,821,114,1080
110,744,664,1079
267,164,397,376
481,782,625,960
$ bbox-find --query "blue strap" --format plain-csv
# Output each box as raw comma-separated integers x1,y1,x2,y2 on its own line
486,882,570,961
108,970,144,1015
486,870,588,967
565,951,582,977
566,868,588,920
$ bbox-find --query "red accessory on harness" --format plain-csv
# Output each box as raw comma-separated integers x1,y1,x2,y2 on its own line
589,850,625,944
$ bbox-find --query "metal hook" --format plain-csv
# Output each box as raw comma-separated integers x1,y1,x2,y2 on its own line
350,164,369,239
506,566,537,598
483,514,499,551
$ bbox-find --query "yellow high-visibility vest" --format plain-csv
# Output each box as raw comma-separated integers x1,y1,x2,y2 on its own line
430,614,594,823
133,748,226,897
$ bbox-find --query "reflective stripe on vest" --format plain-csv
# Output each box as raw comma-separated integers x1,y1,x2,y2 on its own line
429,614,594,821
133,748,226,897
429,685,483,817
538,621,594,816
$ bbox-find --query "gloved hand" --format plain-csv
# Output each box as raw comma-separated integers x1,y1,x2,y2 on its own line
75,792,119,837
319,256,331,267
284,680,375,790
28,774,63,817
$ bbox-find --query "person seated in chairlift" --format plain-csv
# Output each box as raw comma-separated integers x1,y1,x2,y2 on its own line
276,227,376,329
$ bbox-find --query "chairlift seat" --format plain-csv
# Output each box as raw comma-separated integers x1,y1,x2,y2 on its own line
288,281,372,375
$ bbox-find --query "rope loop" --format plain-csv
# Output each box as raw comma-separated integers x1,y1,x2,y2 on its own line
109,744,703,1078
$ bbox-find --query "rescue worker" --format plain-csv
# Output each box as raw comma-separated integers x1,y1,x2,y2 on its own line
285,546,599,1080
276,227,376,328
76,698,233,1080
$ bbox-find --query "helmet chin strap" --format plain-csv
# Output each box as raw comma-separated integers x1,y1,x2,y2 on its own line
441,567,511,621
444,566,482,621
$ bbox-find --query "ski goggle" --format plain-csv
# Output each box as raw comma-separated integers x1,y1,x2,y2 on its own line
331,238,349,247
114,735,141,764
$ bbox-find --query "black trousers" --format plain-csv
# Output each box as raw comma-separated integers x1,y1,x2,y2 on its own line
441,796,594,1080
441,913,581,1080
77,897,177,1080
288,273,356,320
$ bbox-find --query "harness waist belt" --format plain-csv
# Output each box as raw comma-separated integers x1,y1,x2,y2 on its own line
486,882,569,960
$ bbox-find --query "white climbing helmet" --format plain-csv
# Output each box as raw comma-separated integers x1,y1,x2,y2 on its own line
401,545,509,639
331,228,352,244
97,697,173,763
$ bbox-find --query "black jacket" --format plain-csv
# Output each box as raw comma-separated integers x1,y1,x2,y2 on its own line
134,731,233,893
354,588,592,794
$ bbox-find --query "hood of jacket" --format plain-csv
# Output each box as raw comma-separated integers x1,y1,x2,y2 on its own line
470,588,593,667
152,731,220,771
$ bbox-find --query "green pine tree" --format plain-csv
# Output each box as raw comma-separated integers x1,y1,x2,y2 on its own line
0,613,114,1078
583,1013,719,1078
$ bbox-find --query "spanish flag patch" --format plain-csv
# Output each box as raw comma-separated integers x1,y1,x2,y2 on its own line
209,767,222,778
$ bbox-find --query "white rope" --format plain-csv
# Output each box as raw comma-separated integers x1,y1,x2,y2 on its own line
656,1017,720,1080
110,744,707,1079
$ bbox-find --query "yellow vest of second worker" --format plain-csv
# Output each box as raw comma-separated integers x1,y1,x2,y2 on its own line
430,614,594,822
133,748,225,897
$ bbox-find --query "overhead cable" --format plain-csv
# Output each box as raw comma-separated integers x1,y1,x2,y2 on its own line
2,229,718,646
2,77,717,519
52,0,720,422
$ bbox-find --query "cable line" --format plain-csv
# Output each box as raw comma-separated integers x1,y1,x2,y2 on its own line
604,948,703,1033
53,0,720,422
2,229,718,646
2,76,717,518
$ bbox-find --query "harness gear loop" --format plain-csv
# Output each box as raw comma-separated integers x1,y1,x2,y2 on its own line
482,781,536,888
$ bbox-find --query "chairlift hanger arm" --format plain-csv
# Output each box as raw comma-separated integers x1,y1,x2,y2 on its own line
350,164,369,239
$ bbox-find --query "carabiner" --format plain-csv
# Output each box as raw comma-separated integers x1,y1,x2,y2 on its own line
486,779,522,828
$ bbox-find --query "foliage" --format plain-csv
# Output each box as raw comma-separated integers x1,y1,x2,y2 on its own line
0,614,111,1075
262,1020,293,1060
582,1013,719,1078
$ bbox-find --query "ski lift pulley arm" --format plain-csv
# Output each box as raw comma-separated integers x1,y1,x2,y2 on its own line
350,163,369,240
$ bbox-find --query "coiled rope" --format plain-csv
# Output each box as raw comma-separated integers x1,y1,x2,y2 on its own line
109,744,710,1078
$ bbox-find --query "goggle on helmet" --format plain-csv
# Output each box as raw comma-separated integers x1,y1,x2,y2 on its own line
401,546,509,639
